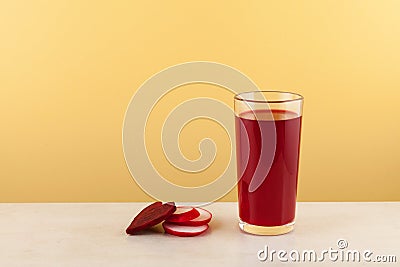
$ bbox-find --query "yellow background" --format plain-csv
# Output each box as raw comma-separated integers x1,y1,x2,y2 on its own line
1,1,399,202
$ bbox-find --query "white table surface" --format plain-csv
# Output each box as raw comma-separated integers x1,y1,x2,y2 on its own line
0,202,399,266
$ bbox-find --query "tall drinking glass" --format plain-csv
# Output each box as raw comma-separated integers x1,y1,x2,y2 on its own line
234,91,303,235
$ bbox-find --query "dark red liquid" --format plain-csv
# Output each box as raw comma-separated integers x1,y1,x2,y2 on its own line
235,109,302,226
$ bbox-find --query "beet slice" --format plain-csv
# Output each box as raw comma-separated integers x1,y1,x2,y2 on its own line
126,202,176,235
171,208,212,226
165,207,200,223
162,222,209,237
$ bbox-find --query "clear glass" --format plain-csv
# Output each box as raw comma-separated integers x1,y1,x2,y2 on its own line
234,91,303,235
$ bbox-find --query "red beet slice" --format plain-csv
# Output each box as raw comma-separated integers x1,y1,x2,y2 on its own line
162,222,209,237
171,208,212,226
165,207,200,223
126,202,176,235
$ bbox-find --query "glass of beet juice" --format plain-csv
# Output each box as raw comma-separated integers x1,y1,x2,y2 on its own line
234,91,303,235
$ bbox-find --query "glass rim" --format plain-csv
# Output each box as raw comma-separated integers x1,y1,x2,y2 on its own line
234,90,304,104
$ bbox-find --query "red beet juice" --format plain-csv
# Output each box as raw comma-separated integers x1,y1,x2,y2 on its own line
235,109,302,226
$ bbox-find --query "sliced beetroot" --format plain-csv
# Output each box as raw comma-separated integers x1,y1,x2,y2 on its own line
171,208,212,226
126,202,176,235
162,222,209,237
165,207,200,223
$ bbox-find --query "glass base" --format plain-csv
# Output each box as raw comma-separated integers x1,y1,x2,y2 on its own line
239,220,295,236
